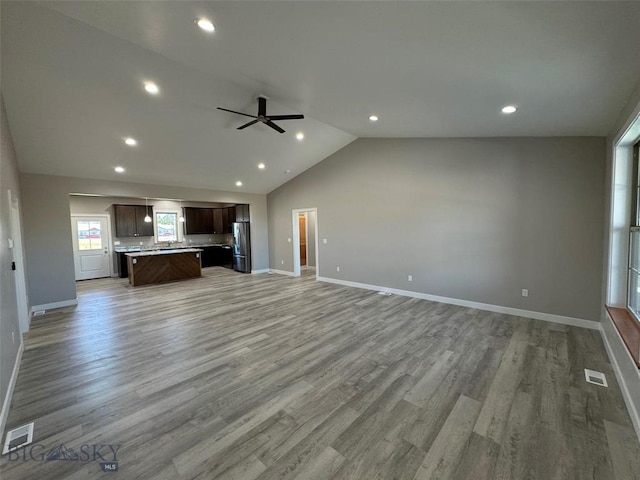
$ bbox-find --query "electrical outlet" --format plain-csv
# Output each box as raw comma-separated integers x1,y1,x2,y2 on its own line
336,266,340,272
288,238,291,243
281,259,284,265
522,289,528,297
12,332,15,344
408,275,413,281
323,239,327,244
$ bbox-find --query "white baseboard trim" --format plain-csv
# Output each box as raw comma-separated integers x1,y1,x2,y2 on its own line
31,298,78,313
317,276,600,330
251,269,270,274
600,313,640,441
269,269,295,277
0,341,24,441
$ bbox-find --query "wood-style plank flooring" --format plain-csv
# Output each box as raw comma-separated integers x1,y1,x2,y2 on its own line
2,268,639,479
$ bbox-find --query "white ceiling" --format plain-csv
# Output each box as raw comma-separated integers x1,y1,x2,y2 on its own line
2,1,640,194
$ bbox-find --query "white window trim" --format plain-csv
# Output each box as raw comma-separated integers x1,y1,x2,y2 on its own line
154,209,183,244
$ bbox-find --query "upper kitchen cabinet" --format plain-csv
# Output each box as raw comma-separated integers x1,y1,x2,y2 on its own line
184,207,213,235
216,207,235,233
213,208,224,234
114,204,154,237
226,206,236,233
235,204,250,223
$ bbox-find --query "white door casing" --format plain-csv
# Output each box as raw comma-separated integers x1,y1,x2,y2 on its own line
71,215,111,280
8,190,29,334
292,208,319,279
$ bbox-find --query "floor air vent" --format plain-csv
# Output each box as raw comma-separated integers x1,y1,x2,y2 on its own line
33,310,45,316
2,422,34,455
584,369,608,387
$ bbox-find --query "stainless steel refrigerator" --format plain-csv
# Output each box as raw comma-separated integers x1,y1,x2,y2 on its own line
232,222,251,273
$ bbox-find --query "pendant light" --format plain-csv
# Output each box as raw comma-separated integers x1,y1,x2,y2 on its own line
144,197,152,223
178,200,185,223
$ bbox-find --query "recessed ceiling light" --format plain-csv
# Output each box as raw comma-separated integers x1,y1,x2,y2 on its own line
296,132,304,141
144,82,159,95
124,137,137,146
235,181,243,187
369,115,379,122
114,166,125,173
196,18,215,33
258,163,266,170
284,169,291,174
501,105,517,114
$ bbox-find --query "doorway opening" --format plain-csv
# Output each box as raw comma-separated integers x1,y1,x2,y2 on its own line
292,208,318,278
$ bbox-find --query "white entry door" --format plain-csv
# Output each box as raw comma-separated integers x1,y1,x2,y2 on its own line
71,216,111,280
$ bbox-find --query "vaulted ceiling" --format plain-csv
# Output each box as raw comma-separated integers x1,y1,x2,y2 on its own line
2,1,640,194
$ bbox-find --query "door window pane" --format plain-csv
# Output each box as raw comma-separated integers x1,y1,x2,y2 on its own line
156,213,178,242
77,220,102,250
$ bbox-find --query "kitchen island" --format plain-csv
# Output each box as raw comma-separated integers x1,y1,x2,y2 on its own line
126,248,203,286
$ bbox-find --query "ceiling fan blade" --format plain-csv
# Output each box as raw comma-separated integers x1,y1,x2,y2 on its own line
237,119,260,130
217,107,258,119
265,120,285,134
268,114,305,121
258,97,267,117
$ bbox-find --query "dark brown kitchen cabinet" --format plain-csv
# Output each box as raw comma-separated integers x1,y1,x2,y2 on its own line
227,206,236,229
114,204,154,237
221,208,230,233
235,204,250,222
213,208,224,234
184,207,213,234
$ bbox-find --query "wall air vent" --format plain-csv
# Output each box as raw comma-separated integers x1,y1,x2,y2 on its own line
584,369,608,387
2,422,34,455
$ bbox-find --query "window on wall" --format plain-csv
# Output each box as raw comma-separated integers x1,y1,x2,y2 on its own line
76,220,103,250
628,140,640,320
155,212,178,243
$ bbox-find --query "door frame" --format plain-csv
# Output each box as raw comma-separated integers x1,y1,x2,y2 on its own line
70,214,114,279
292,208,318,278
8,190,30,334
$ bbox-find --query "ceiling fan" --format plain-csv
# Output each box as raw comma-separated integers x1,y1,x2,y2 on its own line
217,96,304,134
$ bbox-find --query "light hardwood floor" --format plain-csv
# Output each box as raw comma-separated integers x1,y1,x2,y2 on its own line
1,267,639,479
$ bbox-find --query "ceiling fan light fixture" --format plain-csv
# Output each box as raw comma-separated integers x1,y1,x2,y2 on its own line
235,181,243,187
501,105,517,114
124,137,137,146
258,163,266,170
114,166,125,173
296,132,304,141
196,18,215,33
217,97,304,134
369,115,379,122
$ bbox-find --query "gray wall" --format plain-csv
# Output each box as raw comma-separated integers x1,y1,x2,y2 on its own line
1,96,24,423
268,137,606,321
21,173,269,307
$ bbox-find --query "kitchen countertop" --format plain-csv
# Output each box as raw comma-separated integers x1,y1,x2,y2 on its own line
115,244,231,253
125,248,204,257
